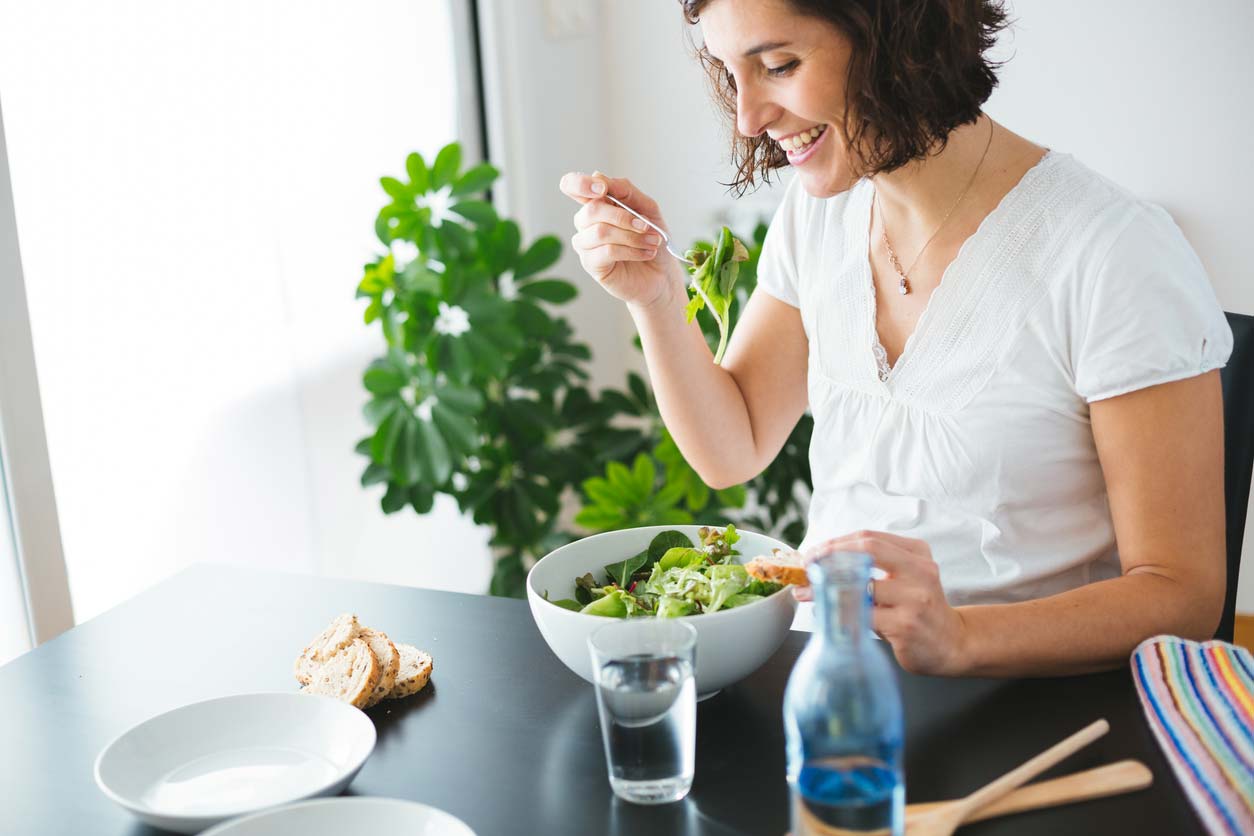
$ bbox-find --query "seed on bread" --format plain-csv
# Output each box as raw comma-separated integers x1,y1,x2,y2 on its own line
299,637,381,709
386,643,434,700
359,627,401,709
293,613,361,685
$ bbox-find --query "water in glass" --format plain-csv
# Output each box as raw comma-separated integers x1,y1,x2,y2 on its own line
589,619,697,805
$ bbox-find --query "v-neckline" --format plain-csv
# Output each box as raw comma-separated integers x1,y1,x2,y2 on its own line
861,149,1055,388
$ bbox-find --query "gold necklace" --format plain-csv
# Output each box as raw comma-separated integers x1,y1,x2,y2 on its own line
877,120,995,295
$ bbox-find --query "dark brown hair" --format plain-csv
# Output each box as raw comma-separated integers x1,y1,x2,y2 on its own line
680,0,1011,195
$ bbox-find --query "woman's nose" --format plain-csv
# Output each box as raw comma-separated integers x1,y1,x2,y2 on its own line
735,83,776,139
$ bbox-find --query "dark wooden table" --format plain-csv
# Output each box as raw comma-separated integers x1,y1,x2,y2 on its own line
0,564,1203,835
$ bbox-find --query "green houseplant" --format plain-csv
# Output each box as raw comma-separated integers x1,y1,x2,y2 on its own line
355,142,813,597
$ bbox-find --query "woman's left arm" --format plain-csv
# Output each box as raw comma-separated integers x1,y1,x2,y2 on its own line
816,370,1228,678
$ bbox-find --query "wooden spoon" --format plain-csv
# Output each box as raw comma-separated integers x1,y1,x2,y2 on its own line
905,759,1152,826
903,718,1110,836
790,757,1149,835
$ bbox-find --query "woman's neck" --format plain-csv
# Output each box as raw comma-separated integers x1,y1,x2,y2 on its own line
869,114,998,239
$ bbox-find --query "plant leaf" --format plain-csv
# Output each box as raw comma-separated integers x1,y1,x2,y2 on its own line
450,200,497,227
575,506,627,532
380,176,408,200
631,453,656,497
431,402,479,455
514,236,561,280
406,152,430,193
362,360,406,396
381,481,408,513
451,162,499,197
606,461,639,501
517,279,577,304
627,372,650,409
431,143,462,189
360,462,390,487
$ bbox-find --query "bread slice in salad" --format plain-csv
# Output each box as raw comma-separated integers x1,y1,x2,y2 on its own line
745,549,808,587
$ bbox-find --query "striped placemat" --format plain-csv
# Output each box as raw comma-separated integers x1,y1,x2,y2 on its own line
1132,636,1254,835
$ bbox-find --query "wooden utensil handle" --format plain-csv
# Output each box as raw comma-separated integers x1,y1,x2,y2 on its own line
906,760,1152,823
957,718,1110,816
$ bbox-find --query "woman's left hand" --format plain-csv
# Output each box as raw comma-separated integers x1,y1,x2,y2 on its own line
794,530,970,676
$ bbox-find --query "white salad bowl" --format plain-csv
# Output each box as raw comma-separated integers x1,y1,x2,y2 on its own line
526,524,798,697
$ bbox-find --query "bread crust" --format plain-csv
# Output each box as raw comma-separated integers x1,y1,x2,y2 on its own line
359,627,401,709
745,552,809,587
386,643,434,700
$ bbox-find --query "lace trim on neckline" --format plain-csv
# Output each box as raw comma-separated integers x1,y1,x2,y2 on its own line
872,338,892,382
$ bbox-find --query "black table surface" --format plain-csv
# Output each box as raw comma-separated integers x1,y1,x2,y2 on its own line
0,563,1203,836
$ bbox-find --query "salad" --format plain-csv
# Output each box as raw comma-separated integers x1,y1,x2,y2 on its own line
545,525,783,618
683,228,750,365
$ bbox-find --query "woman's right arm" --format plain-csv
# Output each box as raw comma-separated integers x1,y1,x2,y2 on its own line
560,171,808,489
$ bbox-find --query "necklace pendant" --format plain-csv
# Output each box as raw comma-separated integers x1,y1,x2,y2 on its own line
898,276,910,295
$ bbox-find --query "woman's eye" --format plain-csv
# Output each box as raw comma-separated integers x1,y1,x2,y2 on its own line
767,60,799,77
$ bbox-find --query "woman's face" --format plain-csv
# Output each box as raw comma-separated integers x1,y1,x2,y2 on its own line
699,0,858,196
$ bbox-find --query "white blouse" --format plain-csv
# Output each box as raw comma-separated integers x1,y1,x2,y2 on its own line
756,151,1233,606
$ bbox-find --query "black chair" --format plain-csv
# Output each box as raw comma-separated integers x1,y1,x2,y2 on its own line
1218,312,1254,641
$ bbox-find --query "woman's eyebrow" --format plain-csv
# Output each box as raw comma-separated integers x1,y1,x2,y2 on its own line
743,40,791,57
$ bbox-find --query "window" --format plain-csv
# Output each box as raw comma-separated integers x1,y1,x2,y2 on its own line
0,0,490,626
0,444,30,666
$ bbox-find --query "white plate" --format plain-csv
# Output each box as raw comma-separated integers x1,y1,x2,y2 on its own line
94,692,376,834
200,797,477,836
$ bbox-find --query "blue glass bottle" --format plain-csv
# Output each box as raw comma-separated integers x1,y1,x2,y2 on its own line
783,549,905,835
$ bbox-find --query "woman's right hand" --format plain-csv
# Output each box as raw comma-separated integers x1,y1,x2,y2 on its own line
558,170,679,310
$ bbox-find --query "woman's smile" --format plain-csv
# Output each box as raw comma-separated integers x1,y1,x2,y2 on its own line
777,123,829,165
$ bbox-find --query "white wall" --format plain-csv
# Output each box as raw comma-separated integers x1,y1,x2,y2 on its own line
490,0,1254,609
981,0,1254,610
0,1,492,622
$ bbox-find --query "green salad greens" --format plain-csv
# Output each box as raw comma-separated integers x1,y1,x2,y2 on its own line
544,525,783,618
683,228,750,365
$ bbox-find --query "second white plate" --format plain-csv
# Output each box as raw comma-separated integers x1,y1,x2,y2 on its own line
201,797,477,835
94,692,377,834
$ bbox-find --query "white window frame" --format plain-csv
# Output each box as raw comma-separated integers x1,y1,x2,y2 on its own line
0,95,74,647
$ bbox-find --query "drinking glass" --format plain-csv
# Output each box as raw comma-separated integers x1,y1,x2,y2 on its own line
588,618,698,805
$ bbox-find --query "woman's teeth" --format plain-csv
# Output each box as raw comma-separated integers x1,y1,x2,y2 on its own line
781,125,825,152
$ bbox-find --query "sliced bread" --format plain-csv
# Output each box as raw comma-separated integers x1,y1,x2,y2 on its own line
294,613,361,685
360,627,401,709
386,643,434,700
300,637,381,708
745,549,808,587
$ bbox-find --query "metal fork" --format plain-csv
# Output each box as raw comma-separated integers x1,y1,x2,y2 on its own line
602,194,695,265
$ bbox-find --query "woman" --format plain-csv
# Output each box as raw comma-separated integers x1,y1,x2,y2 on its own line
558,0,1232,677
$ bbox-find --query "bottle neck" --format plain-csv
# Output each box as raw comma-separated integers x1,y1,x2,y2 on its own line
809,552,872,644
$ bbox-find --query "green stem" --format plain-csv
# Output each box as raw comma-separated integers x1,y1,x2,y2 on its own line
713,324,729,365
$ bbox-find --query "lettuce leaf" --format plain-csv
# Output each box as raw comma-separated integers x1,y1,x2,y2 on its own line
656,596,698,618
706,563,750,612
683,228,750,364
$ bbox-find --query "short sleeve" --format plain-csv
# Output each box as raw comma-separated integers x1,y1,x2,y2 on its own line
1074,203,1233,402
753,176,804,308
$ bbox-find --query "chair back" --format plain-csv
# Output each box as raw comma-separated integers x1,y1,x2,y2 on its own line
1218,312,1254,641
